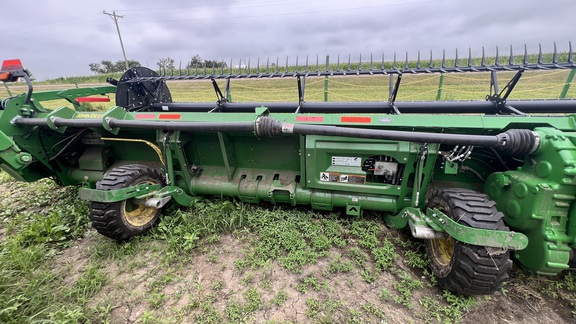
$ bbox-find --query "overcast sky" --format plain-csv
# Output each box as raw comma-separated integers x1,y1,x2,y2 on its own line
2,0,574,80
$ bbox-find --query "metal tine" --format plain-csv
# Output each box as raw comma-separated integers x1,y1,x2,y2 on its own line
359,53,362,73
404,51,408,69
381,53,385,71
315,55,319,74
220,60,225,76
266,58,270,75
441,50,446,68
553,42,558,64
481,47,486,67
429,50,433,69
538,43,543,64
454,48,459,68
195,62,199,77
211,61,215,76
369,53,373,71
275,57,279,74
305,55,309,73
295,56,299,73
285,57,289,76
347,54,351,72
203,61,207,77
495,46,500,66
468,48,472,67
509,45,514,65
256,58,260,76
326,55,330,73
247,58,251,75
523,44,528,65
229,59,233,76
336,55,340,72
393,52,397,70
187,61,191,76
417,51,421,69
569,41,573,63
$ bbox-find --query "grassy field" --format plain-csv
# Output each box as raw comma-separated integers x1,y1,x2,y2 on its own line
1,68,576,323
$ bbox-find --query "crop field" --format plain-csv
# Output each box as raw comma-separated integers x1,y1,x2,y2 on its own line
1,71,576,323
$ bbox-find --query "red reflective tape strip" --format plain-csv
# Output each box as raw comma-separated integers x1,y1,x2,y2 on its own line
1,59,23,71
340,116,372,123
158,114,181,120
75,97,110,103
135,113,157,119
296,116,324,122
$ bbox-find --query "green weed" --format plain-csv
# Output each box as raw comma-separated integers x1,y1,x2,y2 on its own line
380,288,393,302
151,200,247,260
137,311,159,324
195,305,224,324
404,249,428,269
243,287,263,312
392,270,423,308
347,247,369,269
296,274,323,293
324,254,353,276
419,291,476,323
305,297,344,321
272,289,289,306
148,292,168,309
69,264,107,305
372,238,399,271
212,280,225,291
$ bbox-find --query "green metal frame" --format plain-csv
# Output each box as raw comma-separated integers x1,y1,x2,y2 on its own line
400,206,528,250
79,183,161,203
2,77,576,276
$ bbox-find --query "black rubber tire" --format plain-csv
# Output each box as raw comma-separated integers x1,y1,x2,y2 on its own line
88,164,164,241
425,188,512,295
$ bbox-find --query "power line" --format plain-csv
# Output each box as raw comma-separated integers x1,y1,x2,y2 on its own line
103,10,129,70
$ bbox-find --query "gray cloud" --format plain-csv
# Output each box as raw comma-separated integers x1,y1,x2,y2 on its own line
1,0,573,80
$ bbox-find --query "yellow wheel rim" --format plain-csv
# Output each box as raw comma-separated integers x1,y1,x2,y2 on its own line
430,236,455,267
122,181,158,227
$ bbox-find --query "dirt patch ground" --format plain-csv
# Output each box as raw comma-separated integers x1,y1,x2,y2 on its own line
47,229,575,324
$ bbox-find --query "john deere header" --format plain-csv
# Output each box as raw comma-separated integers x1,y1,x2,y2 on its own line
1,43,575,295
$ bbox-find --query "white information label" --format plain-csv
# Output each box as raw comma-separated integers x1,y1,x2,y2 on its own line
331,156,362,167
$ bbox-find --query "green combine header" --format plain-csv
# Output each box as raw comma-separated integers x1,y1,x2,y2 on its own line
1,43,576,295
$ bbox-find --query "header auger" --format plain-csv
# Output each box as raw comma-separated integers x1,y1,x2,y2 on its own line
1,42,576,295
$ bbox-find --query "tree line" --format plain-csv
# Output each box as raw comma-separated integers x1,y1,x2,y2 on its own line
89,55,226,74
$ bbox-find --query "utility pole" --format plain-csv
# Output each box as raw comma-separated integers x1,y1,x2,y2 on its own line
103,10,129,70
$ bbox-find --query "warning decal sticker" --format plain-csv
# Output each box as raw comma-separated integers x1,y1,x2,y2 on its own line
320,172,365,184
331,156,362,167
346,175,366,184
320,172,340,182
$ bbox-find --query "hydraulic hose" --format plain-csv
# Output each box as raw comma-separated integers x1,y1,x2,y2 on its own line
12,116,539,156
